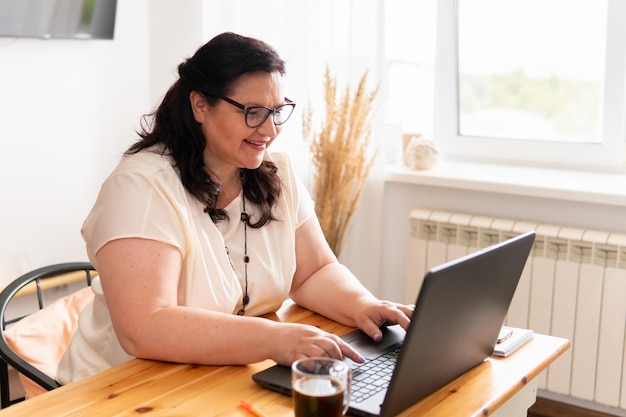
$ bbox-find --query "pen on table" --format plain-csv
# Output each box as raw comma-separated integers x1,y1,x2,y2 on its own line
240,399,271,417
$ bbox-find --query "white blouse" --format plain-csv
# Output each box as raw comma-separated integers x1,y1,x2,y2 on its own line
56,149,315,384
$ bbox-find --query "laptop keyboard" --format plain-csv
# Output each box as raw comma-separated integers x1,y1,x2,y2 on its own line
350,343,402,403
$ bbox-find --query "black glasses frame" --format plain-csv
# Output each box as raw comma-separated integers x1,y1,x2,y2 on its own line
215,95,296,128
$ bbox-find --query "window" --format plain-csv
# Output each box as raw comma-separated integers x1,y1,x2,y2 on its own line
435,0,626,171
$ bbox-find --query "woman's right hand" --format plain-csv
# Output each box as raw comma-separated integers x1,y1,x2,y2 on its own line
268,322,364,366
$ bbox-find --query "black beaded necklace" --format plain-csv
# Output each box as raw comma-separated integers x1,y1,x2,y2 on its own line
236,194,250,315
221,173,250,315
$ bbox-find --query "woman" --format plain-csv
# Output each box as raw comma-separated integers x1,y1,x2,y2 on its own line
57,32,413,384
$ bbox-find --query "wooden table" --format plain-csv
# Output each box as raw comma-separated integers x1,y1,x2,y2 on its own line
0,300,569,417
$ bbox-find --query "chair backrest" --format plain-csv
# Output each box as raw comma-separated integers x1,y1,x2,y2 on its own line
0,262,96,408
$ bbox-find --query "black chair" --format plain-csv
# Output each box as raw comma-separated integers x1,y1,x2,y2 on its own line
0,262,95,408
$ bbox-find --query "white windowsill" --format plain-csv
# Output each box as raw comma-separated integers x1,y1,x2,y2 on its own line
385,161,626,208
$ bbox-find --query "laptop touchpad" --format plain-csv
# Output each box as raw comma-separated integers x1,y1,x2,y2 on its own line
342,325,406,360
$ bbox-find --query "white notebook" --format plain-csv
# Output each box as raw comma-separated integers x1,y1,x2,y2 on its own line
493,326,535,357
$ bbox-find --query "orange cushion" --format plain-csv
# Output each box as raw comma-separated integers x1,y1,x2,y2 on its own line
4,286,94,399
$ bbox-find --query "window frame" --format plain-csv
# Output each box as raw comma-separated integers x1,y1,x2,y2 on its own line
434,0,626,172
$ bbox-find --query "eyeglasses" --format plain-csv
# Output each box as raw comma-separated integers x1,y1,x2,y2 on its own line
216,95,296,128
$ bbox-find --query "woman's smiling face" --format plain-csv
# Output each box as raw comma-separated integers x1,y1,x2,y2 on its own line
190,71,286,176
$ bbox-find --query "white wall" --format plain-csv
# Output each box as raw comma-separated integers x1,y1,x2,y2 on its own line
147,0,204,107
0,0,206,287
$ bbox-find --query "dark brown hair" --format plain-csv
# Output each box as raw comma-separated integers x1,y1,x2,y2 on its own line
127,32,285,227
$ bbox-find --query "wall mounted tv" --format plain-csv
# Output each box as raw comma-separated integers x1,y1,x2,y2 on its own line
0,0,117,40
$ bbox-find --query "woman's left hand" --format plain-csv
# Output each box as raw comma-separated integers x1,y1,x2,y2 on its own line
353,301,414,342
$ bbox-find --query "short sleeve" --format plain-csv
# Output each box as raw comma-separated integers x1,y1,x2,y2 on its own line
81,153,190,263
294,175,315,227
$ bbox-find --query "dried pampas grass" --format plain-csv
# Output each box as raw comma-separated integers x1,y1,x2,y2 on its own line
303,68,379,256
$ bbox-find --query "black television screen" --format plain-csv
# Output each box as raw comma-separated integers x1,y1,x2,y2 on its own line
0,0,117,40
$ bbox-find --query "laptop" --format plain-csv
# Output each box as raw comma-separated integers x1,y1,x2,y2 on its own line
252,231,536,417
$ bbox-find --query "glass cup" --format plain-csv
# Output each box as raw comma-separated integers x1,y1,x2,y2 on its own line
291,357,352,417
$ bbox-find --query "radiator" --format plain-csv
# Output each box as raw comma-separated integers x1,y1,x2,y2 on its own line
407,208,626,411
